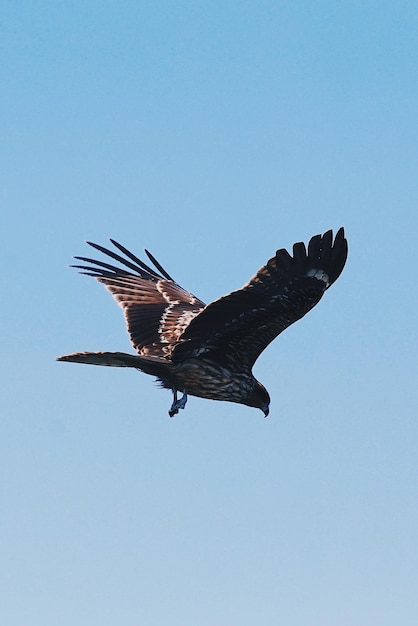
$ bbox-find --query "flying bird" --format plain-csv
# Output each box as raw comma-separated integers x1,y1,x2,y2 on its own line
57,228,348,417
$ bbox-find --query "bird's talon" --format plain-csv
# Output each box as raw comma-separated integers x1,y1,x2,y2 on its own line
169,391,187,417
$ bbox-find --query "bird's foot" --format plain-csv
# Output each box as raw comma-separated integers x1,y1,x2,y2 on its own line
168,391,188,417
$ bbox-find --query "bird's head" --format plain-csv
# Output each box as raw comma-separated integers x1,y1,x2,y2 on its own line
246,381,270,417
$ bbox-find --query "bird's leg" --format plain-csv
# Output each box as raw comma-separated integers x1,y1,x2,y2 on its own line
177,392,187,410
169,390,179,417
168,390,188,418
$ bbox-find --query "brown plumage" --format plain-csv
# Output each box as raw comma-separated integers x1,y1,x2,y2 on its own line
57,228,348,416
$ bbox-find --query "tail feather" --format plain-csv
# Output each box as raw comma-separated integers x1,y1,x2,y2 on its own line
57,351,151,368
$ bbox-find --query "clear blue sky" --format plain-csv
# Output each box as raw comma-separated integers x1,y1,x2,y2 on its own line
1,1,417,624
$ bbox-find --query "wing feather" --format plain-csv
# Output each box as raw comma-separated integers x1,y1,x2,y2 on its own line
71,240,205,357
172,228,347,369
68,230,347,369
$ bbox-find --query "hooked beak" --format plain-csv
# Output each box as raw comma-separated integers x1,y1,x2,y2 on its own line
262,404,270,418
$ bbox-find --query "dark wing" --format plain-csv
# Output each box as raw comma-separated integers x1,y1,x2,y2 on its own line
72,239,205,358
172,228,348,369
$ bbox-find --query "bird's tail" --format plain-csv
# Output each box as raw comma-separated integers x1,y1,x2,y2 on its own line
57,351,154,369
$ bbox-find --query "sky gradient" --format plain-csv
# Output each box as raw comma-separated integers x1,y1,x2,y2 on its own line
1,2,417,624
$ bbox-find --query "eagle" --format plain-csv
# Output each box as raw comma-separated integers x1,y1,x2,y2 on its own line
57,228,348,417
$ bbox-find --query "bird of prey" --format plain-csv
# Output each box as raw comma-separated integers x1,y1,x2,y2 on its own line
57,228,348,417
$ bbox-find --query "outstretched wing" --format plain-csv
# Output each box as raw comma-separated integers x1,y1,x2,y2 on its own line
72,239,205,357
172,228,348,369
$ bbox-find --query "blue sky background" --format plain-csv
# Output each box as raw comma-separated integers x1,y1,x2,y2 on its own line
1,1,417,624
